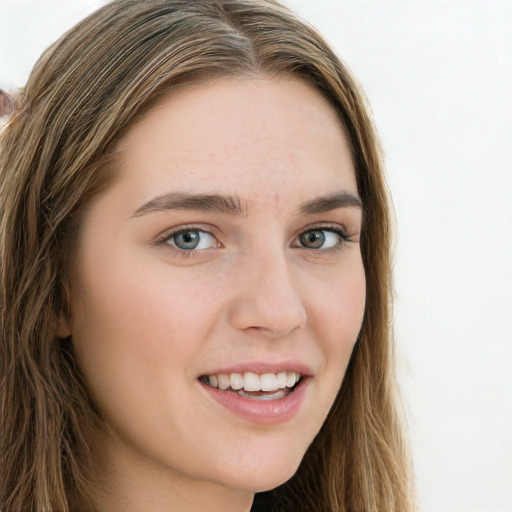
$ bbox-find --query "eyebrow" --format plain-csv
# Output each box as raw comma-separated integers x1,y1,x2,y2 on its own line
298,192,362,214
132,192,246,217
132,190,362,218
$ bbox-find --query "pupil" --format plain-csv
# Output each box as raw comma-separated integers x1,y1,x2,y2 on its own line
175,231,199,250
301,230,325,248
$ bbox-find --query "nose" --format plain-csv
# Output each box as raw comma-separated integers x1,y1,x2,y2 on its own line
228,249,307,339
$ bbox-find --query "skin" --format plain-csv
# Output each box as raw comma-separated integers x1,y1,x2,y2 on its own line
67,77,366,512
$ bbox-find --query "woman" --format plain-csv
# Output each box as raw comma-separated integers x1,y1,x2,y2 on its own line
0,1,415,510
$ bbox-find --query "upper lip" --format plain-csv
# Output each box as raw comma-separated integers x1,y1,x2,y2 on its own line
199,360,314,378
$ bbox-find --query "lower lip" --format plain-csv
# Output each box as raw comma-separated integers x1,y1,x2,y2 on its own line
200,379,309,425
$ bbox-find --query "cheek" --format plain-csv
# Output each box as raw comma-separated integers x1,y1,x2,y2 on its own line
76,250,214,337
304,256,366,406
308,259,366,349
69,255,221,401
69,261,225,454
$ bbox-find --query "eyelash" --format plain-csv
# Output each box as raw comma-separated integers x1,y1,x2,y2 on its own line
153,225,219,258
295,224,351,253
154,224,351,258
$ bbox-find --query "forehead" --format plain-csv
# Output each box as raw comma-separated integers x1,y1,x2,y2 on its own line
114,77,357,211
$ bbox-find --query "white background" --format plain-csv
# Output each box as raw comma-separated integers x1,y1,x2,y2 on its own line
1,1,511,510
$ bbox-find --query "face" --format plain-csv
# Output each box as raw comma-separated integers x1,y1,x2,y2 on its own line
69,77,366,507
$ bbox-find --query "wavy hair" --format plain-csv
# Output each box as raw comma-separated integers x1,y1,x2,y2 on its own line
1,1,415,510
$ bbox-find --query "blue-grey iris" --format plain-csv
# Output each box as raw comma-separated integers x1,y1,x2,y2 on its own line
174,231,200,250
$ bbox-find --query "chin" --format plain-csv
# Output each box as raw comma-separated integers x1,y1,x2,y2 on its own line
218,465,300,495
208,440,306,494
250,465,300,494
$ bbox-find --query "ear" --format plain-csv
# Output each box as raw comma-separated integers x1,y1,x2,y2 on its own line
55,279,73,339
55,311,72,339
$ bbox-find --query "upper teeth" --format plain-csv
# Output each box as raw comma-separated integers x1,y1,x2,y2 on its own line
206,372,301,392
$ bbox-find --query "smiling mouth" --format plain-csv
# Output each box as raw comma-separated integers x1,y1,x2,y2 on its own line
199,371,303,401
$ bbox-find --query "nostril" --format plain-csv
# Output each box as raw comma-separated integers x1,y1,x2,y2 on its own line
229,294,307,338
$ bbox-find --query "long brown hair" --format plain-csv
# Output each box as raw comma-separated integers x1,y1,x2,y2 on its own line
1,1,415,510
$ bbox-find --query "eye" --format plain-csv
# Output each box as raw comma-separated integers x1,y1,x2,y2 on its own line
165,229,218,251
297,228,347,250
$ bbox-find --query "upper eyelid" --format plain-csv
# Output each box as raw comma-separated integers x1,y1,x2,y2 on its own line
156,222,348,236
294,226,351,249
294,223,351,239
154,224,219,242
